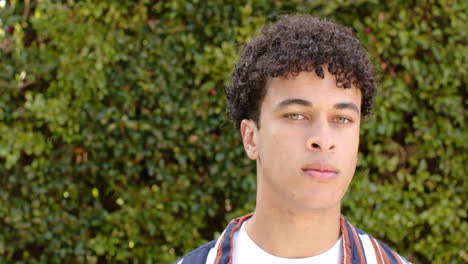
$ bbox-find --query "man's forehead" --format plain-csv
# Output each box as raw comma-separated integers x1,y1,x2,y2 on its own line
264,71,361,96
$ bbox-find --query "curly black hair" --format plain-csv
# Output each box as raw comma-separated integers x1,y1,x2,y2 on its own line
226,15,376,129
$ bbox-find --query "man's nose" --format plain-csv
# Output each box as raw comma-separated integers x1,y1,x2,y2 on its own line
306,118,335,152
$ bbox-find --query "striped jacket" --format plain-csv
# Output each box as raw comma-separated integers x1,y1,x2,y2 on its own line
174,213,411,264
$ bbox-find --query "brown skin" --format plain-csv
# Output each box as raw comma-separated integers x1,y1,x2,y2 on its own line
240,68,361,258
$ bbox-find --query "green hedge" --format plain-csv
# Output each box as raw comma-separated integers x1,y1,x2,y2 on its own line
0,0,466,263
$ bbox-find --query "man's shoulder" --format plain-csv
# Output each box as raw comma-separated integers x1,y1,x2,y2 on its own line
351,225,412,264
173,214,412,264
173,214,251,264
172,240,216,264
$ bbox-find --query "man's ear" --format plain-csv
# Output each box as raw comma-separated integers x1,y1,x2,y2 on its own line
240,119,258,160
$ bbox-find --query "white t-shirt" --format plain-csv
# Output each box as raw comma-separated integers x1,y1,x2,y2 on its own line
232,220,342,264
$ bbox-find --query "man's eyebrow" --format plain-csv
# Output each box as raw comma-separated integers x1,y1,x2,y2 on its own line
275,98,360,115
334,102,360,115
275,98,312,111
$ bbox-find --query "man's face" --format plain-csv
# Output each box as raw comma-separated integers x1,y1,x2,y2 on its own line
241,69,361,212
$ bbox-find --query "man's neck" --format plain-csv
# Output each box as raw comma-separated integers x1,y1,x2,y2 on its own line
245,196,341,258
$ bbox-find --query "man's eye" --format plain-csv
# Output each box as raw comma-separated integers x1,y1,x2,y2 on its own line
334,117,351,124
287,114,305,120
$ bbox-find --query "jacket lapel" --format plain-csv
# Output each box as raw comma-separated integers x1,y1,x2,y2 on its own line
213,213,253,264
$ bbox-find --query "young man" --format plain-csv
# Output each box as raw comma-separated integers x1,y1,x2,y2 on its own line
175,15,411,264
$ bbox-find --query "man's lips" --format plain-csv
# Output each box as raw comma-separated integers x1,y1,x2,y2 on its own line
302,162,339,181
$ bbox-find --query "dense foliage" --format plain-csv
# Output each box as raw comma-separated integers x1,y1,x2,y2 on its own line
0,0,466,263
